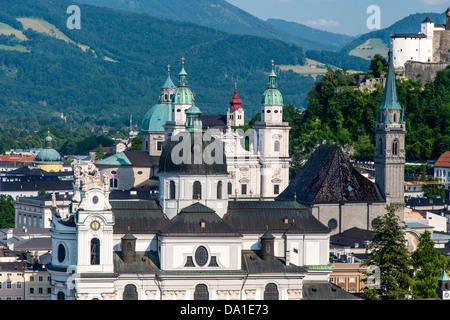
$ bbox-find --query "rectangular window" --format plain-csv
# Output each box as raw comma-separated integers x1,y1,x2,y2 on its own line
38,276,43,282
30,276,35,282
274,185,280,195
241,184,247,195
157,141,163,151
29,287,35,294
38,287,43,294
6,281,12,290
16,281,22,289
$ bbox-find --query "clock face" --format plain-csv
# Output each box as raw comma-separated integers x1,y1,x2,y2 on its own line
90,220,101,231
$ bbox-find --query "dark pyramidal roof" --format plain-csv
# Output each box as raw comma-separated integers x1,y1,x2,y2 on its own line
277,145,384,203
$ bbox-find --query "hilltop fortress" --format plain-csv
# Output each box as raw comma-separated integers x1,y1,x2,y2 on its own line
391,7,450,82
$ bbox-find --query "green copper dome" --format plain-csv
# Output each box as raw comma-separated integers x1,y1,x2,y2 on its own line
34,136,63,164
261,67,283,106
141,103,172,132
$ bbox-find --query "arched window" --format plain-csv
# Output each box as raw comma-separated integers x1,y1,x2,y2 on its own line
217,181,222,199
227,182,233,195
90,238,100,265
274,140,280,152
392,139,398,156
264,283,279,300
193,181,202,200
57,291,65,300
194,284,209,300
123,284,138,300
393,113,397,122
169,181,176,199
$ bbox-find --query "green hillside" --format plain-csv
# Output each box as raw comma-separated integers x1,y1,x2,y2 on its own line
0,0,316,130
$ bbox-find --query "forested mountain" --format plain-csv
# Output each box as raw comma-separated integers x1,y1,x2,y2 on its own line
341,12,446,55
0,0,315,131
266,18,355,51
74,0,354,52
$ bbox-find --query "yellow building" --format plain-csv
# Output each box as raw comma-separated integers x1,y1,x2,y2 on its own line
24,268,52,300
33,135,63,172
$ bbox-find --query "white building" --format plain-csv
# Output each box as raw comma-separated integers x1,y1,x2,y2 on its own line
434,151,450,191
391,9,450,70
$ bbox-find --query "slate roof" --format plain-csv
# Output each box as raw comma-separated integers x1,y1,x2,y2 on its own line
224,201,329,234
201,114,227,131
276,145,384,203
330,227,375,248
302,281,361,300
390,33,427,38
0,180,73,192
159,202,242,237
242,250,306,274
111,200,169,234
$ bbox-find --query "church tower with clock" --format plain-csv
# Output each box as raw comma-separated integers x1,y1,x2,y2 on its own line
48,164,116,300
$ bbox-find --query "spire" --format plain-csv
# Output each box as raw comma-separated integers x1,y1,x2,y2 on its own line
268,59,277,89
178,57,188,87
161,64,176,89
229,83,243,111
379,51,402,110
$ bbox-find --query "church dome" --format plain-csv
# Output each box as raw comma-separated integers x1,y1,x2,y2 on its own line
261,68,283,106
159,131,227,175
34,135,63,164
141,103,171,132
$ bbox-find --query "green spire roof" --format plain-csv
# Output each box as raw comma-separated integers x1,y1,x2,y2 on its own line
438,267,450,281
173,58,194,105
379,51,402,110
185,97,202,132
261,60,283,106
161,70,176,89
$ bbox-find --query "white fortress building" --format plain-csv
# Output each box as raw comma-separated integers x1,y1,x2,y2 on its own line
391,8,450,70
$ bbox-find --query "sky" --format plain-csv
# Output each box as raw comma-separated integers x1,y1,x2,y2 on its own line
225,0,450,36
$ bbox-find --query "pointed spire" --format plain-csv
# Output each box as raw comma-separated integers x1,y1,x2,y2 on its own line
268,59,277,89
161,64,176,89
178,57,188,87
379,51,402,110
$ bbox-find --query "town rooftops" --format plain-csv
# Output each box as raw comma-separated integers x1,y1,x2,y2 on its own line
390,33,427,38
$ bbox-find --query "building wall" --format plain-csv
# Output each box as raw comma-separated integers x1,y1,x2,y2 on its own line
24,270,52,300
435,166,450,190
0,268,25,300
392,37,433,69
311,202,387,235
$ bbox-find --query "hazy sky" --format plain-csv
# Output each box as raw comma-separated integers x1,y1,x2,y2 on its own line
225,0,449,36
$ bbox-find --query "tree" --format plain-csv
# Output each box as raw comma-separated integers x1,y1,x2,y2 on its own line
369,54,388,78
410,230,445,299
0,194,15,228
95,144,105,160
362,205,412,299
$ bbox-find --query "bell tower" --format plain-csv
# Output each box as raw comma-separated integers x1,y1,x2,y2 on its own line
374,51,406,214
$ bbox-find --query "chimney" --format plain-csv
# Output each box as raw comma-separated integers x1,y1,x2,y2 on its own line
285,250,290,266
6,229,13,239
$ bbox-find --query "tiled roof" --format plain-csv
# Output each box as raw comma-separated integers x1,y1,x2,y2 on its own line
434,151,450,168
277,145,384,203
330,227,375,247
242,250,306,274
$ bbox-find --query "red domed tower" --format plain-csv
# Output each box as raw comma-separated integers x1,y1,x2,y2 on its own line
227,84,245,127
